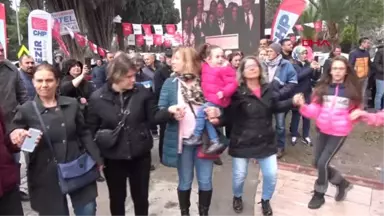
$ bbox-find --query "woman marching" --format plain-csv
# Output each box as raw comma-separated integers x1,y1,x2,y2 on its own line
293,56,362,209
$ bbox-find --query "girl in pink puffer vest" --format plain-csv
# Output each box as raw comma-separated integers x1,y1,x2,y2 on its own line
183,44,237,152
293,56,362,210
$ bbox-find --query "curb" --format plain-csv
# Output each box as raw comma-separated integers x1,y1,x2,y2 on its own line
277,162,384,190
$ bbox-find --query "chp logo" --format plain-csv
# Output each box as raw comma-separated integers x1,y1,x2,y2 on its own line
31,17,48,63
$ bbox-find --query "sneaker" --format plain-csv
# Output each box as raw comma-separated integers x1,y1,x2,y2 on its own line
150,164,156,171
335,180,353,201
233,196,243,213
302,137,312,146
182,134,202,145
291,137,298,146
308,192,325,209
97,176,105,182
260,199,273,216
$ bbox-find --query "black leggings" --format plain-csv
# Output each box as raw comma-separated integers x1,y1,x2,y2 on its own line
0,186,24,215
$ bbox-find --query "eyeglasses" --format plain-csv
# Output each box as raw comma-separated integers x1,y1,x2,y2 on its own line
331,67,346,70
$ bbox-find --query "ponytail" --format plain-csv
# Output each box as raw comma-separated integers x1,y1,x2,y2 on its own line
197,43,221,62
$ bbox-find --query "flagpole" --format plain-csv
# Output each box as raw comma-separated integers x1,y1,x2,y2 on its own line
13,0,21,45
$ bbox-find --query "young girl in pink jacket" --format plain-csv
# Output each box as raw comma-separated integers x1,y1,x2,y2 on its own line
293,56,362,210
183,44,237,152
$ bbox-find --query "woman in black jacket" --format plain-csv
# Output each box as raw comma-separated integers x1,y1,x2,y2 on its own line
60,59,95,112
9,63,103,215
86,54,168,216
209,56,294,216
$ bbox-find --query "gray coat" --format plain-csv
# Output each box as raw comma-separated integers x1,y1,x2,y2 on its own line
0,60,28,127
9,96,103,215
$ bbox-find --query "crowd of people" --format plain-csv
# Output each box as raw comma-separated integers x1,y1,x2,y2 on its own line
0,35,383,216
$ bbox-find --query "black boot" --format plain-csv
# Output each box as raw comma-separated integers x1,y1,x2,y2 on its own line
308,191,325,209
178,190,191,216
260,199,273,216
198,190,212,216
214,157,223,166
233,196,243,213
183,134,202,145
335,179,353,201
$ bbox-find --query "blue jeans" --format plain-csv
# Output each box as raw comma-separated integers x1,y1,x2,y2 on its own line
232,154,277,200
66,200,97,216
375,79,384,110
275,112,287,149
177,145,214,191
194,102,218,142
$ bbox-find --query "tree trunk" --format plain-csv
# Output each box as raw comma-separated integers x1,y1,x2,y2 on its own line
326,21,339,49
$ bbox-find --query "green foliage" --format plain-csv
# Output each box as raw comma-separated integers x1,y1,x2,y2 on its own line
298,4,319,39
265,0,282,27
122,0,180,25
340,24,358,44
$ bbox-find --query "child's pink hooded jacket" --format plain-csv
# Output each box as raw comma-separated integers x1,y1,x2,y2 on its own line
299,84,359,137
201,62,237,107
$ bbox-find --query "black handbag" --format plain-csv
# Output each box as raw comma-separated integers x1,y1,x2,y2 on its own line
32,101,99,195
94,94,135,149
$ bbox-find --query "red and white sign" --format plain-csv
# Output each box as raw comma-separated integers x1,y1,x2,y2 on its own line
28,10,53,64
0,3,7,58
270,0,306,43
122,23,133,36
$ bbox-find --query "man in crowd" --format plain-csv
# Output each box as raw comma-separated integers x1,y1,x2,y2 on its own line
373,43,384,110
0,42,29,201
349,37,371,109
280,38,294,61
92,52,115,89
19,55,36,101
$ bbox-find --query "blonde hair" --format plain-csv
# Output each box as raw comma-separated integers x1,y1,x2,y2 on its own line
237,55,266,85
173,46,201,75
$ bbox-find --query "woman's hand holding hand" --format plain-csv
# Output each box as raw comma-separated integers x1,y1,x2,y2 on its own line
168,105,186,121
204,106,221,120
293,93,305,107
80,97,87,104
349,109,366,121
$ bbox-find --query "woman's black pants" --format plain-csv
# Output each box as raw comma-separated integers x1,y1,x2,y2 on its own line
104,153,151,216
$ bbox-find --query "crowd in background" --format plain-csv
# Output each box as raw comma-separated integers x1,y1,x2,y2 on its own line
0,33,383,216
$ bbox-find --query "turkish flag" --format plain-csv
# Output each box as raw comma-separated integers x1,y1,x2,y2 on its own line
97,47,106,57
122,23,133,36
136,35,144,47
142,24,152,35
153,35,162,46
166,24,176,35
74,33,87,47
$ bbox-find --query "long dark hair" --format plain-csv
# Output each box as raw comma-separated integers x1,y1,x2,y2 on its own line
197,43,221,62
329,45,341,58
313,56,362,106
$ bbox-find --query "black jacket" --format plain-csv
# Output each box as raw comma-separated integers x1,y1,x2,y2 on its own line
222,84,292,159
86,83,162,160
374,46,384,80
292,60,317,96
60,75,95,100
9,96,102,214
154,64,172,100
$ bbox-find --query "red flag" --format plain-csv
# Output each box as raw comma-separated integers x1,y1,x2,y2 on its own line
166,24,176,35
142,24,152,35
270,0,306,42
136,35,144,47
314,20,322,32
122,23,133,36
88,41,98,54
52,21,69,57
163,38,171,48
97,47,106,57
74,33,86,47
153,35,163,46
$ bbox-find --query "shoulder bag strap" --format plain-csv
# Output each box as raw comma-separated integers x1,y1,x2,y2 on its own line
187,101,197,118
32,101,58,162
116,93,136,128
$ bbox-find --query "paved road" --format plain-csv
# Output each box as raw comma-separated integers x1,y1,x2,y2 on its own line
21,140,261,215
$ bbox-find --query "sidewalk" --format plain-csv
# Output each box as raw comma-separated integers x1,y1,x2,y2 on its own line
254,168,384,216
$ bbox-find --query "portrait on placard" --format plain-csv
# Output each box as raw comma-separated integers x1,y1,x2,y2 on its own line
181,0,263,54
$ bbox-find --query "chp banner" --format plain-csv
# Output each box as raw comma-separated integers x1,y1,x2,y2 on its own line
270,0,306,43
0,3,7,58
28,10,53,64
